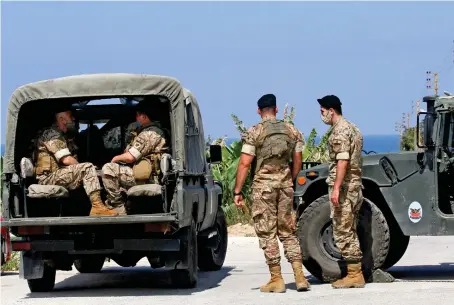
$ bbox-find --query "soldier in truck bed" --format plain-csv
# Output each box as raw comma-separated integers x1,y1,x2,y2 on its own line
33,109,118,217
101,101,170,215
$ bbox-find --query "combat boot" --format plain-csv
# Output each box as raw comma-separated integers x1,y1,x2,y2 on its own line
260,264,286,293
89,191,118,216
291,261,311,291
331,262,366,289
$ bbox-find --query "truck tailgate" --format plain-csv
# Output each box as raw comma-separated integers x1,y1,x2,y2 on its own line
1,213,177,227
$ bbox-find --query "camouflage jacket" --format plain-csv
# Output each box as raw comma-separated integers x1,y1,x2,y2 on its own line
327,117,363,187
241,117,304,189
125,121,169,163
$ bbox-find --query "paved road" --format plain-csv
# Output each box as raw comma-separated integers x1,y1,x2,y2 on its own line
1,236,454,305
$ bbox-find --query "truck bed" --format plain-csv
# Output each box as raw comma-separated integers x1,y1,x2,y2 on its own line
1,213,177,227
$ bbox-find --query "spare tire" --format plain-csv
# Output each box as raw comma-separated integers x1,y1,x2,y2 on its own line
296,194,390,283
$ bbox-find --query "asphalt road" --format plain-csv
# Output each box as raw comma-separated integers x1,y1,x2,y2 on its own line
1,236,454,305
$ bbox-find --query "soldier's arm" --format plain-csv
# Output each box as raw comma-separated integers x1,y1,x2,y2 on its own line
112,129,163,164
234,126,257,194
42,129,78,166
331,131,351,190
289,125,304,180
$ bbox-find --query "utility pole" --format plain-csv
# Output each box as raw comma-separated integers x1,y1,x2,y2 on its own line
426,71,439,96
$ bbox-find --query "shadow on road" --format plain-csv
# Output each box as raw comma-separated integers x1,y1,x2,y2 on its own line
388,263,454,282
25,265,234,298
1,271,19,277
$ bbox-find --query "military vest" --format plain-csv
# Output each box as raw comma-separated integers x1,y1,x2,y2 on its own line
127,121,169,184
253,119,295,174
33,126,78,176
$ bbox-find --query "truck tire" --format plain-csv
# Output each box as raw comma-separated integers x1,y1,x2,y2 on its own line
73,256,105,273
297,194,390,283
27,263,56,292
170,218,197,288
198,206,228,271
381,228,410,270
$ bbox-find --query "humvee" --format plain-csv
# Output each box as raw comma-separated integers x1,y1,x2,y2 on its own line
1,74,228,292
294,93,454,282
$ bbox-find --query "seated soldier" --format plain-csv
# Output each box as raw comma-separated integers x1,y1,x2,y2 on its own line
34,109,118,217
101,101,169,215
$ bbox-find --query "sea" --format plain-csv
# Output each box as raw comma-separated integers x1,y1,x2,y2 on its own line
0,134,400,156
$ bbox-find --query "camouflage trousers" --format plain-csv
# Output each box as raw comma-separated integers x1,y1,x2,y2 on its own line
328,184,363,262
37,162,101,196
251,186,302,266
101,162,136,207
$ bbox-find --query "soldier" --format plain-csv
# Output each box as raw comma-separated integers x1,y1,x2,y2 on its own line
318,94,366,288
101,101,169,215
34,109,118,216
233,94,310,293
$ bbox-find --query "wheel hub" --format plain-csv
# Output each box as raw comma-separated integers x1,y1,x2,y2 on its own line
319,221,342,260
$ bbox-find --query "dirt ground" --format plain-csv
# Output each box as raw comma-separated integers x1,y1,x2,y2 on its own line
227,223,256,237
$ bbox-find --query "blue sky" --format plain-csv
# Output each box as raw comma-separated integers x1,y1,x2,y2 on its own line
1,1,454,143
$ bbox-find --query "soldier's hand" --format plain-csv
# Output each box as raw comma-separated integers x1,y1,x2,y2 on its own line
331,188,340,207
234,194,244,208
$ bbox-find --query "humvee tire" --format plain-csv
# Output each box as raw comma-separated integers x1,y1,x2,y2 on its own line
73,255,105,273
198,207,228,271
380,226,410,270
27,263,56,292
296,194,390,283
170,218,197,288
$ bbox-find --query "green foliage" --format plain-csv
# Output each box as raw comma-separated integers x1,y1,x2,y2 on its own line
401,127,416,151
1,251,19,272
208,104,332,225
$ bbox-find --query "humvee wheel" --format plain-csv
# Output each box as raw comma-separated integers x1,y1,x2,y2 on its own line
27,263,56,292
198,207,228,271
381,228,410,270
297,194,390,283
73,256,105,273
170,218,198,288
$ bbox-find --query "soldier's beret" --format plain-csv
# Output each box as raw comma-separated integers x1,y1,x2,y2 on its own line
257,94,276,109
317,95,342,109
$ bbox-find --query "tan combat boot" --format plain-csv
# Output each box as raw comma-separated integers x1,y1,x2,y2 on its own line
331,262,366,289
89,191,119,216
260,264,286,293
291,261,311,291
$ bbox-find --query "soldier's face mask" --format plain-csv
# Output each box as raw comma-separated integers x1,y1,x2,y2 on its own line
321,109,333,125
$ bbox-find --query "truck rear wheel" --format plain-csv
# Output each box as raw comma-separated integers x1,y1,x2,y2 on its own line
198,207,228,271
27,263,56,292
170,218,197,288
297,194,390,283
73,256,105,273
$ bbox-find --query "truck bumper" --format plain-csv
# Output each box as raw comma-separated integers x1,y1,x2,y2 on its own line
2,213,177,227
12,238,180,253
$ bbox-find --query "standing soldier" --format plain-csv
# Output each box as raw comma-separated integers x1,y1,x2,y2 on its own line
233,94,310,293
317,94,366,288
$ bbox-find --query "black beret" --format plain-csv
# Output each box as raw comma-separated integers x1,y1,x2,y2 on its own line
317,95,342,109
257,94,276,109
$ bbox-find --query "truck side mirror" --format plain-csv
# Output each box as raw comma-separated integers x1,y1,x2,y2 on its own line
416,111,435,148
209,145,222,164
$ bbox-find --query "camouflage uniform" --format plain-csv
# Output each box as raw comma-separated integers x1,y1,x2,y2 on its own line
35,126,101,196
242,118,303,260
34,125,117,216
101,122,168,208
327,117,364,263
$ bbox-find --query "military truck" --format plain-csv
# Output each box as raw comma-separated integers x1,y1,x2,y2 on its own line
295,92,454,282
1,74,228,292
